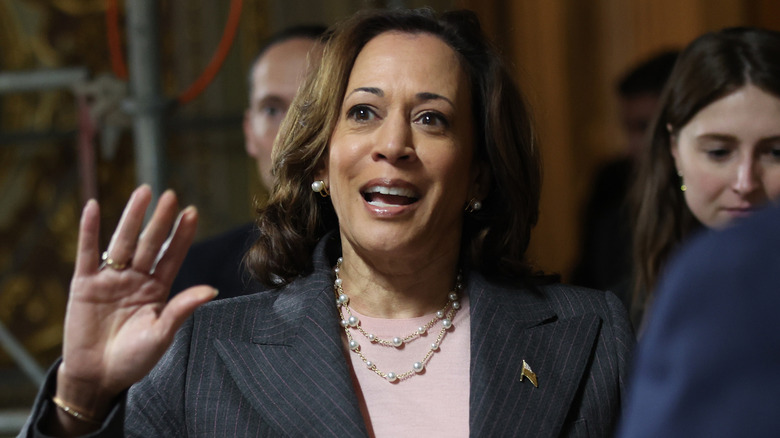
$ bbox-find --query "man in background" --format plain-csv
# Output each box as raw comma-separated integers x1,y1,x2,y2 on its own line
571,50,679,307
171,25,326,298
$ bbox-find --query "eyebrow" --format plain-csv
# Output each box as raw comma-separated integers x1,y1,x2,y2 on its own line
760,136,780,144
345,87,455,108
416,92,455,108
254,95,286,107
346,87,383,98
696,133,780,145
696,133,737,143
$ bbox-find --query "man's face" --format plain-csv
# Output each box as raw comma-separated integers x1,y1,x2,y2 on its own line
244,37,321,190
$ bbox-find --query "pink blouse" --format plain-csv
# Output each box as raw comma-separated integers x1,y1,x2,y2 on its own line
345,295,471,437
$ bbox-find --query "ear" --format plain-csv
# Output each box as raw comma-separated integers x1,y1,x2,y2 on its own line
244,109,259,158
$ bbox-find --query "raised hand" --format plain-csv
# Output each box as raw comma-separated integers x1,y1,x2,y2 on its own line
52,185,217,427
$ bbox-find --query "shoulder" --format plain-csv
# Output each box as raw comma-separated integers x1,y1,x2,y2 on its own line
190,261,331,336
541,283,633,338
190,288,287,338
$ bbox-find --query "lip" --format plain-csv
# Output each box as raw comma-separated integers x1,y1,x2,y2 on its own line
359,178,421,217
724,206,757,218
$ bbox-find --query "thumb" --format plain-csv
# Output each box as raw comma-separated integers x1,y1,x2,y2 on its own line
158,286,218,341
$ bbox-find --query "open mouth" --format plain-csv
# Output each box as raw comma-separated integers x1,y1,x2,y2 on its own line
361,185,420,207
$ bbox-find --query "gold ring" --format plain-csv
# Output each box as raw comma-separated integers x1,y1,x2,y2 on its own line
100,251,129,271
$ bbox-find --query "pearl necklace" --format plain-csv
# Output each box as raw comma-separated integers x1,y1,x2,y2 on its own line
332,257,462,383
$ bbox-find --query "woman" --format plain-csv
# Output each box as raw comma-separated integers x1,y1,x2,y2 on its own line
631,26,780,329
21,8,632,438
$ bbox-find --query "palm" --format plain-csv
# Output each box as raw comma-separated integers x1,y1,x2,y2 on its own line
58,186,216,401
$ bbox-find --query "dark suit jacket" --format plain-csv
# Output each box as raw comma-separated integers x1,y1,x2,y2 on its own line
572,157,634,303
170,223,263,299
616,204,780,438
22,235,634,437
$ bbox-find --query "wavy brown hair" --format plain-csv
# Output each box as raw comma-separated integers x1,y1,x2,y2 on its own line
247,8,541,287
632,27,780,310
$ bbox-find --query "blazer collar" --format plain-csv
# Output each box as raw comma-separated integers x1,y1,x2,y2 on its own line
213,234,369,437
468,273,602,438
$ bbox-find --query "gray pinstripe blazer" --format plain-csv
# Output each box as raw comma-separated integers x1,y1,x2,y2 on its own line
22,236,634,438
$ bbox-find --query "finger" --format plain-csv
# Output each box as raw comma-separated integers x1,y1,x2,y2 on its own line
74,200,101,276
106,185,152,267
157,286,218,341
132,190,179,273
150,206,199,283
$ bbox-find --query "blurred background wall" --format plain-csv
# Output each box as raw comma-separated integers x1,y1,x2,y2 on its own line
1,0,779,430
467,0,780,284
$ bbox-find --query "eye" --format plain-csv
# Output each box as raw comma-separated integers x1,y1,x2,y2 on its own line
414,111,449,128
699,141,734,162
346,105,376,122
765,145,780,161
706,148,731,160
259,104,286,119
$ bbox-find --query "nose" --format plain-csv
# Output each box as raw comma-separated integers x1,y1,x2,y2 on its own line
732,155,760,195
371,114,416,164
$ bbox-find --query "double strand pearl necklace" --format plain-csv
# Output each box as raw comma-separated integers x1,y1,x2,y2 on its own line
332,257,462,383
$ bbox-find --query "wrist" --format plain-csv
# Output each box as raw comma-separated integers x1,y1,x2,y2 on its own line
51,395,101,425
55,363,116,421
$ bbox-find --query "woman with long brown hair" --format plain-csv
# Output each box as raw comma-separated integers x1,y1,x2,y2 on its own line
632,26,780,329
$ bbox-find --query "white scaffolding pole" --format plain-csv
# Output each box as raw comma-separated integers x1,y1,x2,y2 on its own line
126,0,167,198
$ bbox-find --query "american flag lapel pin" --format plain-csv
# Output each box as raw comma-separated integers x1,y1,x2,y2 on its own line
521,360,538,387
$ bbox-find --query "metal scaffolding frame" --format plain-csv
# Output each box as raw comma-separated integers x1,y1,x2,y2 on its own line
0,1,166,432
126,0,167,198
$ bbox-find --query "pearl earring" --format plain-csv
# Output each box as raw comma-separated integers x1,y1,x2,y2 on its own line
311,180,329,197
465,198,482,212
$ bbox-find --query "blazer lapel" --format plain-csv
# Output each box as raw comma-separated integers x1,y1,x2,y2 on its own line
213,252,368,437
469,276,601,438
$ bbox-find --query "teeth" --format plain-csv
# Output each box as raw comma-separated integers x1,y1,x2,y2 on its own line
368,199,399,207
363,186,417,198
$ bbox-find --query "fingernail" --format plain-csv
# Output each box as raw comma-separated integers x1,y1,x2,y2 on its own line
197,288,218,301
130,185,143,200
82,199,98,220
135,184,151,197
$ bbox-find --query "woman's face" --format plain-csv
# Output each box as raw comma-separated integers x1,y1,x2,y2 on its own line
321,31,478,261
671,84,780,228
